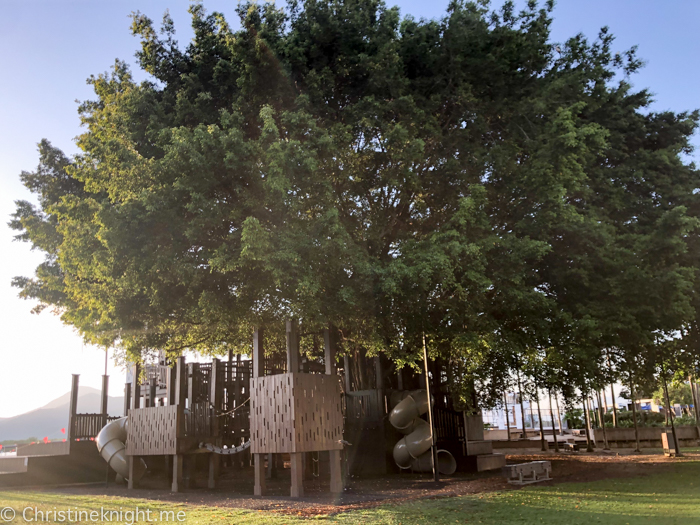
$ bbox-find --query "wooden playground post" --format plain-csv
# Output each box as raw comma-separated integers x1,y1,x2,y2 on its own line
149,377,156,408
132,363,141,410
343,355,351,393
171,356,186,492
324,328,336,375
100,375,109,417
286,319,304,497
123,382,131,417
422,333,439,483
168,364,177,405
209,357,221,489
67,374,79,443
325,326,344,495
290,453,304,498
252,328,267,497
286,319,299,373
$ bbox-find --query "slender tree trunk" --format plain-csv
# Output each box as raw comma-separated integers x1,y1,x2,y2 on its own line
662,369,681,456
629,376,641,453
690,375,700,424
586,392,598,430
596,390,610,450
517,371,527,439
610,383,618,428
504,392,511,441
535,388,546,452
591,395,600,428
606,352,618,428
601,389,609,421
692,377,700,441
555,395,564,435
583,390,594,452
548,388,559,452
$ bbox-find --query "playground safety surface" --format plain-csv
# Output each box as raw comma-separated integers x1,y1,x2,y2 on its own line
45,450,700,517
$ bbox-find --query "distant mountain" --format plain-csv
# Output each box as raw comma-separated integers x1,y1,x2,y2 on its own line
0,387,124,442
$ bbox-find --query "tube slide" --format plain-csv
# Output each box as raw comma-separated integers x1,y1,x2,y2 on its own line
96,417,146,482
389,390,457,475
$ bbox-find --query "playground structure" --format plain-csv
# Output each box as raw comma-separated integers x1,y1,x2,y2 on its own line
389,390,457,475
0,374,116,487
1,320,506,495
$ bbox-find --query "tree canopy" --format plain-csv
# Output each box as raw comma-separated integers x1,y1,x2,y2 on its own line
11,0,700,409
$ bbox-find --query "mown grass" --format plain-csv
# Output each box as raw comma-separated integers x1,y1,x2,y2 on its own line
1,461,699,524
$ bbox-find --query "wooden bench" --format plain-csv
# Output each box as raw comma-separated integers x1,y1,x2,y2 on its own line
502,461,552,485
561,441,579,452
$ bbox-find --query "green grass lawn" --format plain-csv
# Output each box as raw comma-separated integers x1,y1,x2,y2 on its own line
1,462,699,524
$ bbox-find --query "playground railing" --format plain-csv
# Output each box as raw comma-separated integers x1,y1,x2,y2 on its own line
345,390,385,424
71,413,120,440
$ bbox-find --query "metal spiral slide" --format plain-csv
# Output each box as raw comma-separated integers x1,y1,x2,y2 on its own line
389,390,457,475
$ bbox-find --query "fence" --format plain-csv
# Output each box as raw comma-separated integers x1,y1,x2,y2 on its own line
217,360,252,444
184,401,212,438
142,364,169,389
345,390,385,424
433,407,466,443
71,413,120,440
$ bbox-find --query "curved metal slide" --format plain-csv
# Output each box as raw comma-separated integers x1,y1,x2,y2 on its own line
389,390,457,475
96,417,146,482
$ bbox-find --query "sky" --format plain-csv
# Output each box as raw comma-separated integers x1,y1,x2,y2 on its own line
1,0,698,418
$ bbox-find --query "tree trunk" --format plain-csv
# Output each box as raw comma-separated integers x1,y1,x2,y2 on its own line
662,370,681,456
535,388,546,452
586,392,598,430
601,389,609,421
606,353,618,428
690,375,700,424
517,371,527,439
555,395,564,435
504,392,512,441
583,390,594,452
629,377,641,453
591,395,600,428
596,390,610,450
692,377,700,441
548,388,559,452
610,383,618,428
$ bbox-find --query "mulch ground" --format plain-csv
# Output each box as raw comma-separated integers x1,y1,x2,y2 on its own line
49,449,700,517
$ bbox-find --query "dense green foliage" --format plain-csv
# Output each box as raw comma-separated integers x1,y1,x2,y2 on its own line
10,0,700,408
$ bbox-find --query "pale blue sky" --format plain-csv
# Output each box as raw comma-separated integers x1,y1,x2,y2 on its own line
0,1,698,418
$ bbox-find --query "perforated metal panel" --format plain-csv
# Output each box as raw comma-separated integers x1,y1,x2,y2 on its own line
250,372,343,453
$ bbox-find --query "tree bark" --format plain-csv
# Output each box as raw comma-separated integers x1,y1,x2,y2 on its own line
610,383,618,428
601,389,609,421
548,388,559,452
629,375,641,453
596,390,610,450
692,377,700,441
583,390,594,452
606,352,618,428
662,368,681,456
535,388,547,452
690,375,700,423
504,392,512,441
517,371,527,439
555,395,564,435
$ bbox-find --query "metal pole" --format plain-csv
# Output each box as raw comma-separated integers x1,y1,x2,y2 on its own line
422,332,439,483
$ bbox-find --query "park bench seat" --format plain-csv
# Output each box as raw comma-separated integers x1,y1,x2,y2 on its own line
502,460,552,485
